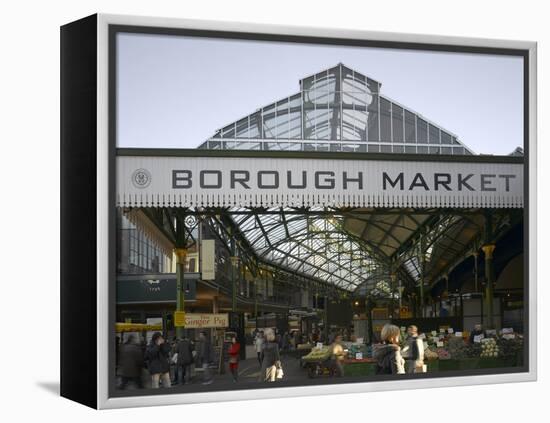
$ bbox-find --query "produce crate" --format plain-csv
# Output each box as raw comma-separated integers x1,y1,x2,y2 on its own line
477,357,518,369
426,360,439,372
458,358,480,370
343,361,377,377
437,359,460,371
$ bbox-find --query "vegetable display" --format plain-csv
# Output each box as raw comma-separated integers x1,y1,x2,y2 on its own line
302,346,331,362
480,338,500,358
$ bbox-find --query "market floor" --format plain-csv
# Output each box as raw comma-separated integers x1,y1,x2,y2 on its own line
193,353,306,385
116,352,327,392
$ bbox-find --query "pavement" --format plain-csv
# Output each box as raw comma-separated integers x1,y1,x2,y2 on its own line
192,351,306,385
116,348,311,391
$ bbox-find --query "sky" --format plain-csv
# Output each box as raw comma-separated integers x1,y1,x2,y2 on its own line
116,32,524,155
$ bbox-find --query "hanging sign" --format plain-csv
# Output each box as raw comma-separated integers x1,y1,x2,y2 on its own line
117,155,523,208
200,239,216,280
184,313,229,328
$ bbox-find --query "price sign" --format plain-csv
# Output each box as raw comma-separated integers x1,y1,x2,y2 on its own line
431,331,437,336
502,328,514,334
439,328,445,333
455,332,463,337
436,341,444,347
316,342,323,349
356,352,363,360
448,328,454,334
473,335,484,343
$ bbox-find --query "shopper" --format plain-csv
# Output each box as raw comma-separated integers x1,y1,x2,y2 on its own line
227,336,241,382
329,334,345,377
175,335,194,385
404,325,425,373
144,332,172,388
197,331,214,385
469,324,485,344
254,331,264,366
260,328,282,382
281,331,290,352
374,324,406,375
118,334,144,389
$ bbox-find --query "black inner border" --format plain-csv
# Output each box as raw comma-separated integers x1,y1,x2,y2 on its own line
107,23,530,399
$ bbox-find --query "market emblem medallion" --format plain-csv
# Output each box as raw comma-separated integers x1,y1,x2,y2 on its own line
132,168,152,189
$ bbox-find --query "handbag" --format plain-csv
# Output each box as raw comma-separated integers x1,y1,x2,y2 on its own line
265,365,277,382
170,353,178,364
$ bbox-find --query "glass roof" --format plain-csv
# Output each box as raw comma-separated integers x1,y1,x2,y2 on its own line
229,208,381,291
191,65,501,297
199,63,474,155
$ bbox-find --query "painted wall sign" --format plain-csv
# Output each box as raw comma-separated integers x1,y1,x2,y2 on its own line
117,155,523,208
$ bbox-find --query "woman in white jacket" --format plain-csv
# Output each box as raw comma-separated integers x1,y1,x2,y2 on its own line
254,331,264,366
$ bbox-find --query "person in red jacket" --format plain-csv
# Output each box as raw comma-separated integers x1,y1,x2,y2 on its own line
228,336,241,382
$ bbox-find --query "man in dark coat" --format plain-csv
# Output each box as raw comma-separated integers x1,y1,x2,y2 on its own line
197,331,214,385
144,332,172,388
118,334,144,389
175,335,194,385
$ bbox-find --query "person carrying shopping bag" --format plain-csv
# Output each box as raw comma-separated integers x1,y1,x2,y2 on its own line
260,328,283,382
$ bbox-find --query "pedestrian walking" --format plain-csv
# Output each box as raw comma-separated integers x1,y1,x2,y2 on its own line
144,332,172,388
228,336,241,382
254,331,264,366
404,325,425,373
329,334,345,377
374,324,406,375
118,334,144,389
260,328,282,382
175,335,194,385
197,331,214,385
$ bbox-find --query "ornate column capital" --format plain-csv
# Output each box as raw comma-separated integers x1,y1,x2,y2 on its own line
481,243,496,259
174,248,187,264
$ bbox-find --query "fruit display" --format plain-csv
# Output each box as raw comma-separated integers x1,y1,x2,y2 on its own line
480,338,500,358
302,346,331,362
436,347,451,360
297,343,312,350
347,343,368,358
465,342,481,358
497,337,523,359
424,347,439,360
447,336,468,360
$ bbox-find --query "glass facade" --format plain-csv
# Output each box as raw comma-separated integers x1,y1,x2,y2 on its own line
116,212,173,274
199,63,473,155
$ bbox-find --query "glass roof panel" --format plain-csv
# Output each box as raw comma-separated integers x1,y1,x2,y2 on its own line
199,63,474,154
230,208,380,290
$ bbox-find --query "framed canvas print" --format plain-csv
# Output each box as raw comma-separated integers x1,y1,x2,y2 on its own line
60,14,537,409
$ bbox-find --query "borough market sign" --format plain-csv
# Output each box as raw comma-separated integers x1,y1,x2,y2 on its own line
116,152,523,209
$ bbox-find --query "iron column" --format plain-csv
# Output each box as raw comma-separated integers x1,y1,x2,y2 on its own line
174,247,187,339
482,243,496,329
